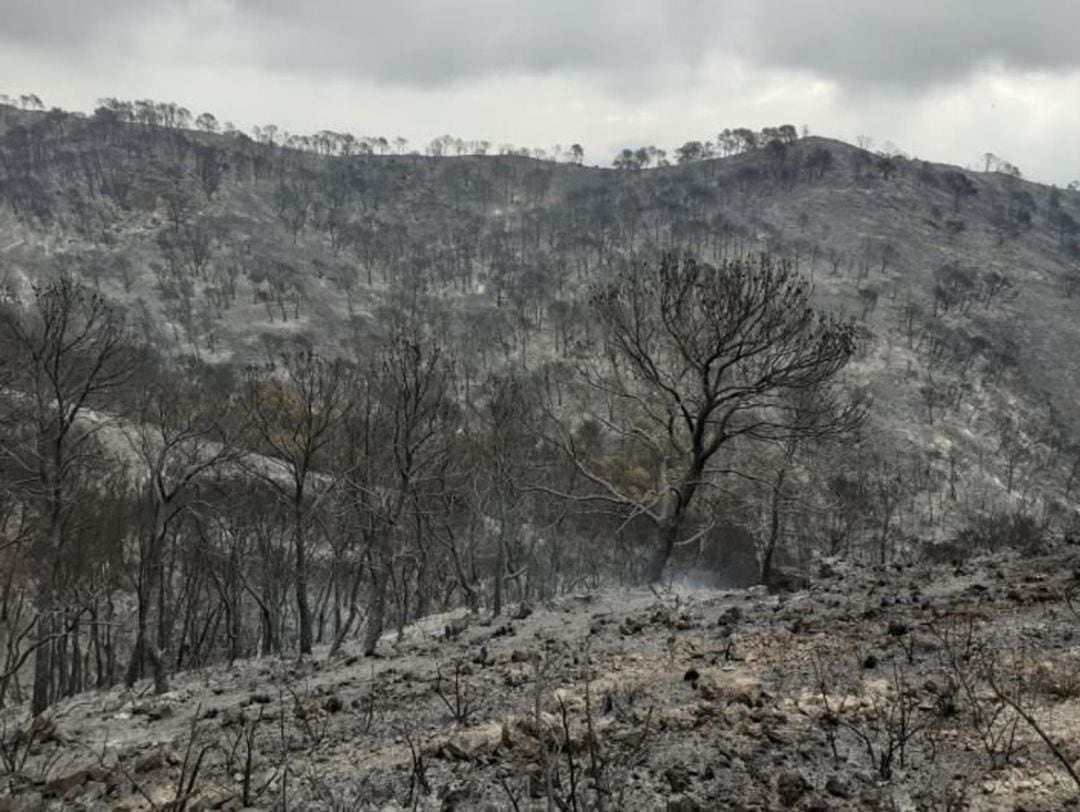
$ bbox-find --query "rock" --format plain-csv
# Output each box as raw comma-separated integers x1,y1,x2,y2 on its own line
145,784,178,806
115,781,176,807
718,606,743,626
620,618,645,636
858,787,884,808
188,785,235,811
700,673,764,707
675,614,698,630
135,747,171,773
75,780,109,804
132,701,174,721
43,769,91,798
766,567,810,593
220,707,248,728
666,797,704,812
439,782,477,812
825,776,851,798
817,559,841,579
504,667,530,687
436,723,502,761
664,765,694,793
503,713,564,754
776,772,811,808
0,791,43,811
445,615,471,641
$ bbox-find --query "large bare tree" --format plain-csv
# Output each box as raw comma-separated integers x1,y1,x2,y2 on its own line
351,329,455,656
0,276,136,713
564,253,864,582
245,349,350,656
123,361,239,694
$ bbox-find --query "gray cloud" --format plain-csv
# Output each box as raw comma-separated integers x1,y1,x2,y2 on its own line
4,0,1080,92
1,0,167,48
740,1,1080,89
210,0,1080,91
224,0,721,85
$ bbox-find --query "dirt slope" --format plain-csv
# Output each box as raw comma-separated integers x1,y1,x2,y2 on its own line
3,544,1079,811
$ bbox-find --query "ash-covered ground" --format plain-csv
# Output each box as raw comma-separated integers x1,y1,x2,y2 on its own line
3,545,1080,811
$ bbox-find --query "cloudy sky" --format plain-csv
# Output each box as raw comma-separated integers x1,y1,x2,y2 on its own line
2,0,1079,183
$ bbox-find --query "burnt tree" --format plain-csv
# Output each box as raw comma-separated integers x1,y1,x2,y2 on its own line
582,253,863,582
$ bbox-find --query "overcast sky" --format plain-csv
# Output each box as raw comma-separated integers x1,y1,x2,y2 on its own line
2,0,1079,184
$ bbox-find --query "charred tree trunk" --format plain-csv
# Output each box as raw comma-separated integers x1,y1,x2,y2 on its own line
125,504,169,695
329,562,365,658
294,494,313,656
645,462,703,584
32,504,63,716
362,548,390,657
760,468,787,585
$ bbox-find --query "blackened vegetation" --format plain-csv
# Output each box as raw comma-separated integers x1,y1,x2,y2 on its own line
575,254,864,582
0,97,1078,745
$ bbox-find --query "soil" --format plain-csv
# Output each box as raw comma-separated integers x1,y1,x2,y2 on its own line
3,545,1080,811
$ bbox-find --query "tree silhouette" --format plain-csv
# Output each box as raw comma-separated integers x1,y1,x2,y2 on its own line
0,277,136,713
943,171,978,213
575,253,864,582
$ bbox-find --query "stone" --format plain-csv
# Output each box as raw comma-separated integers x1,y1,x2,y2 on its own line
445,616,470,641
718,606,743,626
666,797,704,812
825,776,851,798
43,769,91,798
886,620,909,637
776,772,811,808
439,782,476,812
0,792,43,812
766,568,810,593
220,707,248,728
700,673,764,707
664,765,694,793
188,785,236,811
135,748,168,773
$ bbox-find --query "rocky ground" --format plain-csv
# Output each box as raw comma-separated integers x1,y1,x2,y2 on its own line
3,544,1080,812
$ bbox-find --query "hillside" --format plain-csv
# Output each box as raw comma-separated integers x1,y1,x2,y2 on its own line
2,104,1079,537
5,102,1080,811
3,546,1079,810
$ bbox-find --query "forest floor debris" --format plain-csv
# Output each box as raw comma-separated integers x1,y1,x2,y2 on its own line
2,545,1080,810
